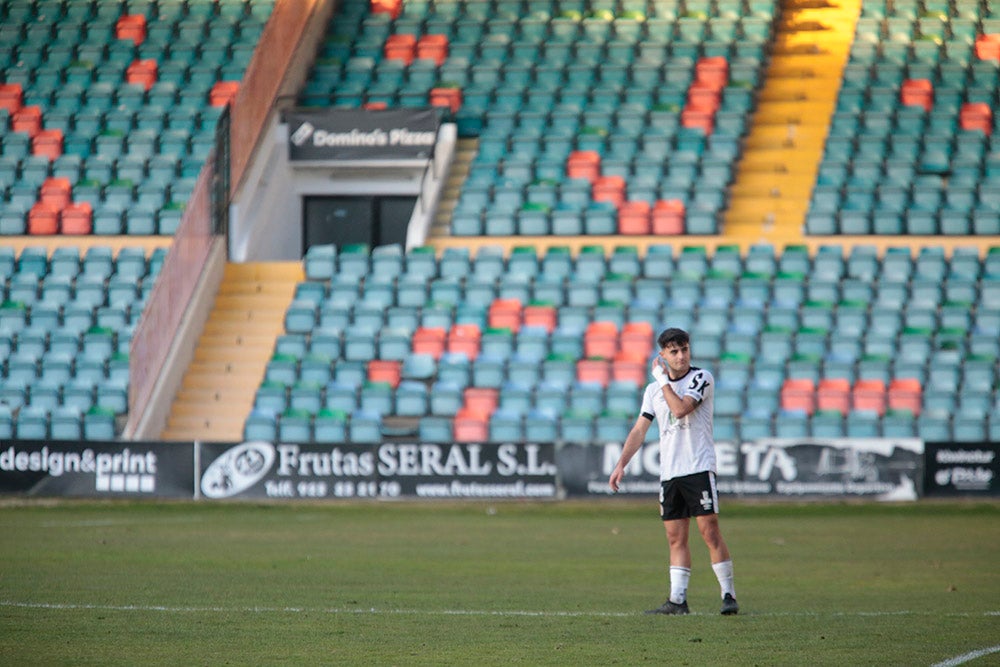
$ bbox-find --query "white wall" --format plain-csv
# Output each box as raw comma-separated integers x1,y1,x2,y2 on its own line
229,117,456,262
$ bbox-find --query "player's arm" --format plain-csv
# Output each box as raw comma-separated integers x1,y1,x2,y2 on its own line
652,360,701,419
609,415,652,492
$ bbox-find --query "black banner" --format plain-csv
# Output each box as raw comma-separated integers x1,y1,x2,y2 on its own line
923,443,999,497
560,438,924,500
287,108,439,161
0,440,195,498
198,442,558,500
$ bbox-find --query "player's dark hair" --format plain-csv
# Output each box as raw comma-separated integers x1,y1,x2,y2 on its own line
658,328,690,349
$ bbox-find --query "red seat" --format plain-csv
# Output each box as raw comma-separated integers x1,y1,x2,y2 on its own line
126,59,158,90
577,358,612,387
617,200,651,235
816,377,851,415
960,102,993,135
209,81,240,107
60,202,93,235
694,56,729,89
28,202,59,235
566,150,601,182
900,78,933,111
412,326,447,359
0,83,23,113
416,34,449,65
522,303,557,332
780,378,816,414
584,321,619,359
115,14,147,44
592,175,626,206
367,359,401,388
384,33,417,64
32,129,64,159
429,87,462,113
620,321,654,356
371,0,402,18
453,407,489,442
852,378,887,416
651,199,685,235
447,323,482,359
975,33,1000,61
887,378,922,416
463,387,499,415
611,350,647,386
12,105,42,137
40,177,72,211
488,298,522,332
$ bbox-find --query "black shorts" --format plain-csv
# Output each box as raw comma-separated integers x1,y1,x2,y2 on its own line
659,471,719,521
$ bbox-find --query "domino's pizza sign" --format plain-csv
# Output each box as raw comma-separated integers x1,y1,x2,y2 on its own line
287,109,440,161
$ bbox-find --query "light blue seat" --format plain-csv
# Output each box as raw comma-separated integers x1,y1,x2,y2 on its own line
419,414,453,443
349,409,382,443
429,380,464,416
83,406,117,441
396,380,429,417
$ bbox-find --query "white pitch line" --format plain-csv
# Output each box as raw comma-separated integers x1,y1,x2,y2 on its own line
931,646,1000,667
2,600,998,621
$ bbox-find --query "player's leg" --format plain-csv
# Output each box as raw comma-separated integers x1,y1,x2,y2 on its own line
646,481,693,614
691,474,739,615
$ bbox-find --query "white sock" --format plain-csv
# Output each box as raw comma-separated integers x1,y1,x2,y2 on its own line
669,566,691,604
712,560,735,599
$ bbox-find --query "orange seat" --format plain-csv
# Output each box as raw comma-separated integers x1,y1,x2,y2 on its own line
367,359,401,388
686,82,722,111
429,87,462,113
620,321,654,355
209,81,240,107
522,303,557,332
617,200,651,235
681,108,714,135
488,298,522,332
852,378,887,415
695,56,729,88
584,321,619,359
412,326,447,359
447,323,482,358
416,34,449,65
453,407,489,442
900,78,933,111
652,199,685,234
28,202,59,235
0,83,23,113
115,14,147,44
611,350,648,386
592,175,626,206
566,150,601,182
363,101,388,110
577,358,612,387
780,378,816,414
960,102,993,135
12,105,42,137
126,59,158,90
32,129,64,159
463,387,499,415
384,33,417,64
816,377,851,415
975,33,1000,61
887,378,922,416
60,202,93,235
40,177,72,210
371,0,402,18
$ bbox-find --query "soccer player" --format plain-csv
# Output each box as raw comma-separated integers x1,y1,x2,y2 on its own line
608,327,739,615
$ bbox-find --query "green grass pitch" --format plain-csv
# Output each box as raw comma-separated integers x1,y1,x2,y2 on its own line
1,499,998,666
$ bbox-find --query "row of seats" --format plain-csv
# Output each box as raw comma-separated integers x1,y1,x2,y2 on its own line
304,0,774,235
248,243,1000,443
808,0,1000,235
0,0,273,236
0,246,165,439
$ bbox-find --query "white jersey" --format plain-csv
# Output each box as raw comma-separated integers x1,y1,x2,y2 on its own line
640,366,716,481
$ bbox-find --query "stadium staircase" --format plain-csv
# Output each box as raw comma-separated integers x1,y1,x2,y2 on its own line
723,0,862,244
159,262,302,442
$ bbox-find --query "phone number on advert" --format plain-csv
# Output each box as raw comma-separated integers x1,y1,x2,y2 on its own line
264,480,402,498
